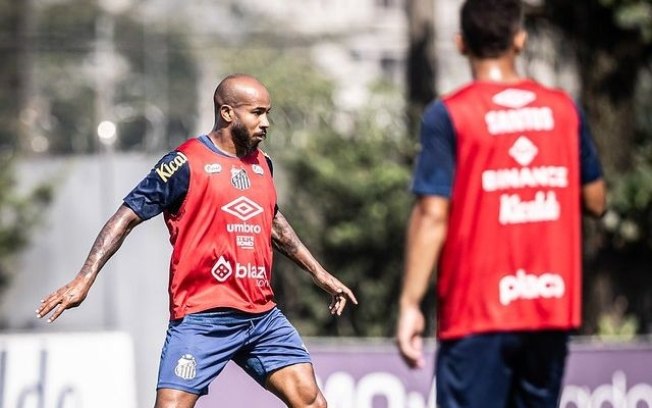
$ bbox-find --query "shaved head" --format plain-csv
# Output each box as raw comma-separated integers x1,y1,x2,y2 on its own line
213,74,269,115
209,74,272,157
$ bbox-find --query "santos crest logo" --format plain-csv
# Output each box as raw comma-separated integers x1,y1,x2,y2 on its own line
499,269,565,305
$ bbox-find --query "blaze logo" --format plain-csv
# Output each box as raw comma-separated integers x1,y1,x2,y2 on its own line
211,256,232,282
499,269,565,305
156,152,188,182
210,256,268,283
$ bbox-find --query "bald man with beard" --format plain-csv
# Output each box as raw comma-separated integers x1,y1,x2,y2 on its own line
38,74,357,408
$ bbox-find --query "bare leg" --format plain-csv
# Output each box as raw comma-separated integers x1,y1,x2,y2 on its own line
154,388,200,408
265,363,327,408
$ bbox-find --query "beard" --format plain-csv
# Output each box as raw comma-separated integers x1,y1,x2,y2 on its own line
232,121,260,157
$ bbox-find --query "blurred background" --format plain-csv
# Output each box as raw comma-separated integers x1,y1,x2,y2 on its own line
1,0,651,407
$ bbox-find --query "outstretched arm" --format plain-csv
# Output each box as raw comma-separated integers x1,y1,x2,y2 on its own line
271,211,358,316
396,196,449,369
36,204,143,322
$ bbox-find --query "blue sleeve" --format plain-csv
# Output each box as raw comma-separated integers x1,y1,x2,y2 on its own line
575,103,604,184
123,151,190,220
411,100,456,197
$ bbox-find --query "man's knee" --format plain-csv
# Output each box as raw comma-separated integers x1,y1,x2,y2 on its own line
311,392,327,408
154,388,199,408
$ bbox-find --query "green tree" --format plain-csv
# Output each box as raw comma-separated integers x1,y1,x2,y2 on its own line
29,0,199,154
221,48,413,336
538,0,652,334
0,0,53,298
405,0,437,141
0,162,52,296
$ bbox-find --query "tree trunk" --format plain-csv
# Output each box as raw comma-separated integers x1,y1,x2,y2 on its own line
405,0,437,144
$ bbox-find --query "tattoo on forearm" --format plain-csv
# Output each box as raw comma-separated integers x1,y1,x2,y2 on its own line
80,209,136,277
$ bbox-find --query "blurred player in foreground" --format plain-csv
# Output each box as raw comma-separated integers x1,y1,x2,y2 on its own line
37,74,357,408
396,0,606,406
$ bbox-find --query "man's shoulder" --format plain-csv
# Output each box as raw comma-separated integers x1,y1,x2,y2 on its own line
440,82,478,103
526,79,574,99
175,136,203,153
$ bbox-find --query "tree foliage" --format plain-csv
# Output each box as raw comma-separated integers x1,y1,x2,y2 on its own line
220,48,414,336
0,1,53,296
0,160,53,293
30,0,199,154
538,0,652,334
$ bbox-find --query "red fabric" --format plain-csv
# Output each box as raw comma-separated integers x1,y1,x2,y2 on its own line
164,139,277,319
437,80,582,339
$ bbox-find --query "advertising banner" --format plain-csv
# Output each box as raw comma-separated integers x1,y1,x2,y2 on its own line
199,340,652,408
0,332,136,408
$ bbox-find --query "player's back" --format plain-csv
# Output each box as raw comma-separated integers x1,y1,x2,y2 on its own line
437,79,583,340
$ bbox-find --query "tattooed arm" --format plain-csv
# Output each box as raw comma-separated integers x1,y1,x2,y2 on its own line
272,211,357,315
37,204,143,322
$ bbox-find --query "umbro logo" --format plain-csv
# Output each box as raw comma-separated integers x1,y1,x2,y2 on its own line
492,89,536,109
221,196,263,221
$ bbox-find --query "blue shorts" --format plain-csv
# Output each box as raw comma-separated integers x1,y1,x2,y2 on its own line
156,307,312,395
436,330,569,408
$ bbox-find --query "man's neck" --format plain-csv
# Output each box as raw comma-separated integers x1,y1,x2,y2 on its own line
469,56,522,83
207,130,238,157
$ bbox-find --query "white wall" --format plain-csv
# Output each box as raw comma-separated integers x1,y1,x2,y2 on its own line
2,154,171,408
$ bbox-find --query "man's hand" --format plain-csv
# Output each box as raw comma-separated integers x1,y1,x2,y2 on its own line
312,271,358,316
396,304,426,369
36,205,141,323
36,274,94,323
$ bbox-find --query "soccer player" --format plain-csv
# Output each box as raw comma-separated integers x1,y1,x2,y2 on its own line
395,0,606,407
37,74,357,408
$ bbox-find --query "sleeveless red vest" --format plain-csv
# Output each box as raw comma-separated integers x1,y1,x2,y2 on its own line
164,139,277,319
438,80,582,339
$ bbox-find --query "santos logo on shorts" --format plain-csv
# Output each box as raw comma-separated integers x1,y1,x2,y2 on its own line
499,269,565,305
211,256,267,283
174,354,197,380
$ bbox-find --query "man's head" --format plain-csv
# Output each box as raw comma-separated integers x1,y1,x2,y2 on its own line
213,74,271,156
458,0,525,58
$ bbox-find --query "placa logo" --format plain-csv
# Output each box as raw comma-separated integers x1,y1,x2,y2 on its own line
156,152,188,182
499,269,565,305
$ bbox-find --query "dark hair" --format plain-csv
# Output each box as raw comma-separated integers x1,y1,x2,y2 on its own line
460,0,523,58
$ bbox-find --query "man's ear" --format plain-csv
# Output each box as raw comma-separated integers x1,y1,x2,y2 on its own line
514,29,527,54
220,105,234,123
455,33,468,56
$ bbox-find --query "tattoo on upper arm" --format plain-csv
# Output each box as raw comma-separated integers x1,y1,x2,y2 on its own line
272,213,301,259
